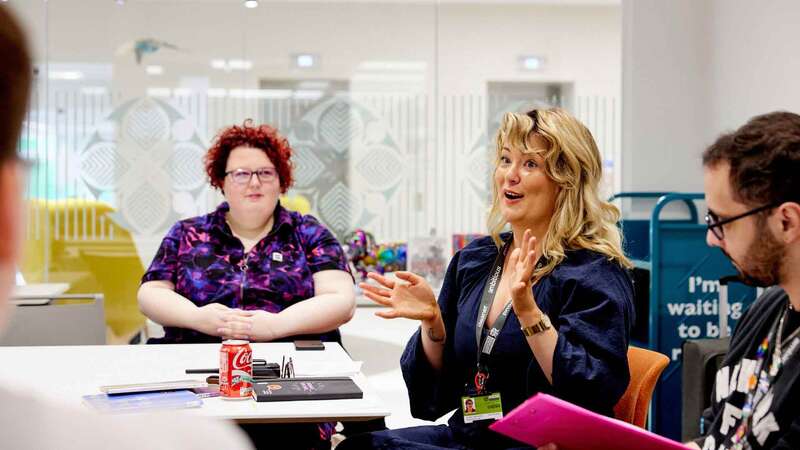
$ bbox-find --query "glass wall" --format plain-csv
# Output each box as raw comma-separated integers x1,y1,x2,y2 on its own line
10,0,621,342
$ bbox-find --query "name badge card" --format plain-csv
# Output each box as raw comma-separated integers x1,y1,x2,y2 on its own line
462,393,503,423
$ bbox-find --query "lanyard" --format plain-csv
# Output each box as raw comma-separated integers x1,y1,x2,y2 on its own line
473,239,513,394
730,304,800,449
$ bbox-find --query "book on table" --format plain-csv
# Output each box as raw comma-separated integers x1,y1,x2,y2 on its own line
252,377,363,402
489,393,690,450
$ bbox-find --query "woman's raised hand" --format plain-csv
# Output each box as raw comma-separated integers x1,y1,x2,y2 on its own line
508,229,540,317
359,271,440,323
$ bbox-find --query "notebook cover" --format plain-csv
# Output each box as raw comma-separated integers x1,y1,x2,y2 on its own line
83,389,203,413
252,377,363,402
488,394,689,450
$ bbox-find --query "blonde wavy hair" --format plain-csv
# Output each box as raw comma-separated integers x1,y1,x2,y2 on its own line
488,108,632,278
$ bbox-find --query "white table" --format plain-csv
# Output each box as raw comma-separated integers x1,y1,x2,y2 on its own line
0,342,390,424
11,282,71,304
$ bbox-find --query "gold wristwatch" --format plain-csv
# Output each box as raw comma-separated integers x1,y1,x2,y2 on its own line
520,314,552,336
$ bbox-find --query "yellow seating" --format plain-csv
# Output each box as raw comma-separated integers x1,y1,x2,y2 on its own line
20,199,146,344
280,193,311,215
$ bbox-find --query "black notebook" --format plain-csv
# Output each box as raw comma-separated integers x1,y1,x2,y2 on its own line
252,377,363,402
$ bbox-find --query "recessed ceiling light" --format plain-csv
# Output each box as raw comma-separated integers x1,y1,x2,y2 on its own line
519,55,545,71
294,54,317,69
209,59,252,72
243,0,258,8
49,70,84,81
228,59,253,70
145,65,163,75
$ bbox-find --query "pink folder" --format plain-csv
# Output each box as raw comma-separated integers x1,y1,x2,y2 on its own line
489,394,690,450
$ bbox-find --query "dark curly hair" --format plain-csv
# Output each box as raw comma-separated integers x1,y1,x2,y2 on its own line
205,120,294,193
703,111,800,207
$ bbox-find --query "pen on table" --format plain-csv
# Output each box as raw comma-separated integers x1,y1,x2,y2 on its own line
186,368,218,374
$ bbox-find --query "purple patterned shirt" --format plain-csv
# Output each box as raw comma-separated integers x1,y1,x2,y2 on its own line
142,201,352,345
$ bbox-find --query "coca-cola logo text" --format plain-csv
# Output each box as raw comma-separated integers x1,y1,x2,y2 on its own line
232,348,252,370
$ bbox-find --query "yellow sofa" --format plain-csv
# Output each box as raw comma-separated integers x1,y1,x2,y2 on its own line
20,199,146,344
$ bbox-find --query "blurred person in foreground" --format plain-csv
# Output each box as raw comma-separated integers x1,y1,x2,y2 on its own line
0,5,252,449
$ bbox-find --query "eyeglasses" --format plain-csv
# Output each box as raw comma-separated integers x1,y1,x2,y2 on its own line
705,202,781,240
225,167,277,185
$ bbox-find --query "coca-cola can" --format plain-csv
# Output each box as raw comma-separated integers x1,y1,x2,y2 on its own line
219,339,253,400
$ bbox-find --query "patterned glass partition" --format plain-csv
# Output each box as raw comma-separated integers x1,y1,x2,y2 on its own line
10,0,622,342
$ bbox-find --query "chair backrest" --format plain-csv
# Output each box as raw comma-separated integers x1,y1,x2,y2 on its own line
614,346,670,428
681,337,730,441
0,294,106,346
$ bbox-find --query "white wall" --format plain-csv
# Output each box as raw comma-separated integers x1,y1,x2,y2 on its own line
708,0,800,134
438,4,620,97
622,0,800,193
11,1,619,98
621,0,711,193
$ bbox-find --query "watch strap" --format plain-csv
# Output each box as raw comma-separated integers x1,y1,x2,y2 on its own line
521,314,551,336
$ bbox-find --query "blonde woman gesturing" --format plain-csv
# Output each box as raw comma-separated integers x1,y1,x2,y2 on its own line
340,108,634,450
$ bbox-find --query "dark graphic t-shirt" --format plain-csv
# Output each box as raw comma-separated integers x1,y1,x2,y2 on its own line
697,287,800,450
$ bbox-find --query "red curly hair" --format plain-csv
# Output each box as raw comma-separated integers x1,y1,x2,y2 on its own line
205,120,294,193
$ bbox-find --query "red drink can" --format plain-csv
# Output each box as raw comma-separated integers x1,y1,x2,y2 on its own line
219,339,253,400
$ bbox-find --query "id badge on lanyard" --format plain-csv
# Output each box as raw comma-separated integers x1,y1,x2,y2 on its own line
464,240,512,423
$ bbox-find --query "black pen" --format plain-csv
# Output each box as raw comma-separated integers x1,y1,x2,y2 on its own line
186,368,218,374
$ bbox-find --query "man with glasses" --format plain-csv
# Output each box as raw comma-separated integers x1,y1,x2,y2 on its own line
688,111,800,450
0,5,252,449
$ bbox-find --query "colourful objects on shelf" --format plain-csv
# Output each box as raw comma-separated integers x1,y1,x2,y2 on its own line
452,233,485,255
343,229,407,280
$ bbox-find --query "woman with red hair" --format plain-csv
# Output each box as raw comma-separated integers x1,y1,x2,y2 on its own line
137,120,355,448
138,120,355,346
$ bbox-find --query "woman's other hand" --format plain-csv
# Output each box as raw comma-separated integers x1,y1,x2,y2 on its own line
508,229,541,318
359,271,440,323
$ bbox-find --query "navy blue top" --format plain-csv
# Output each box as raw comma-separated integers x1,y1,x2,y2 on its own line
401,234,634,448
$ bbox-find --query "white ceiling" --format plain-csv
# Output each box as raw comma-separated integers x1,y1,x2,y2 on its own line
124,0,619,5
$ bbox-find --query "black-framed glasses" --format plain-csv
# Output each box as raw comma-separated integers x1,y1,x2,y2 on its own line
225,167,277,185
705,202,781,240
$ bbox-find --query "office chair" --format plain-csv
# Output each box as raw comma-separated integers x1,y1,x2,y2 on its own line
613,346,670,428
